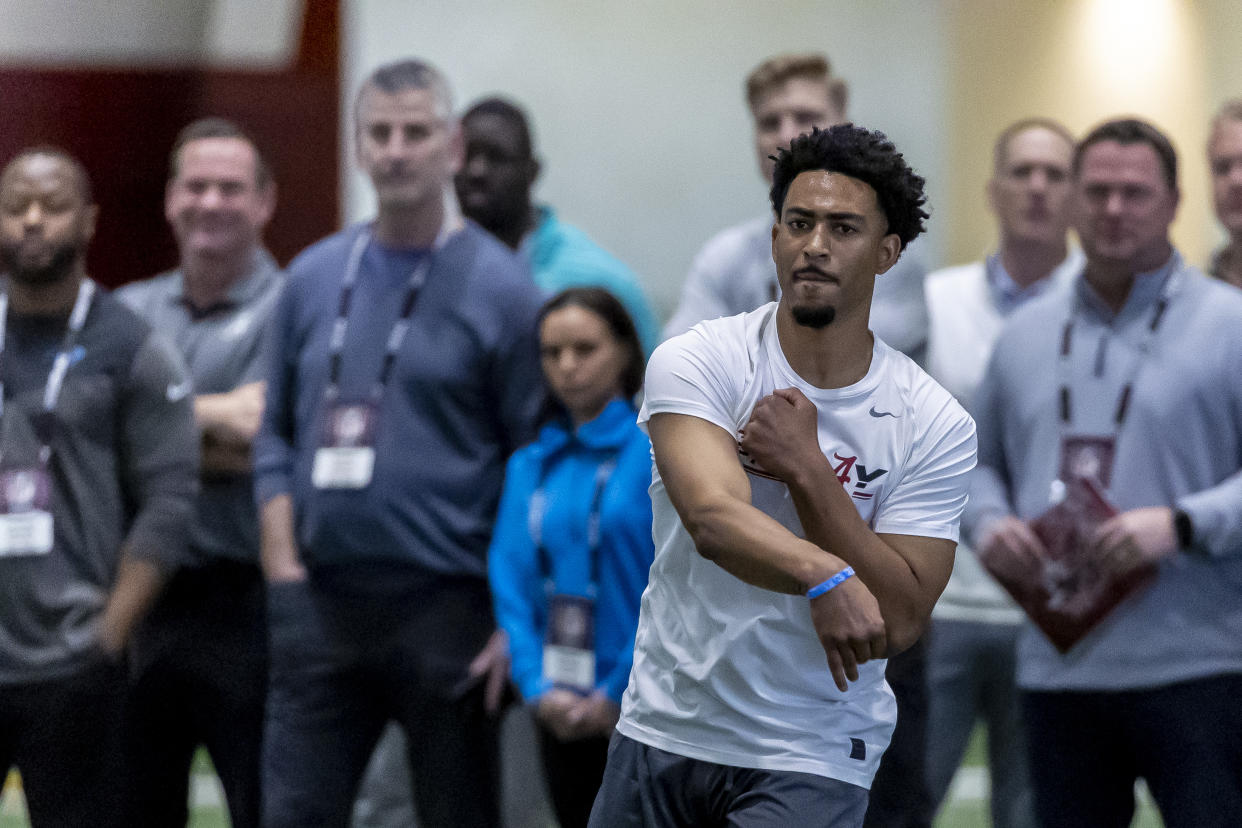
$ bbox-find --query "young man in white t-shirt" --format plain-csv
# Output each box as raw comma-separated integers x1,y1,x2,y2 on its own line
589,125,976,827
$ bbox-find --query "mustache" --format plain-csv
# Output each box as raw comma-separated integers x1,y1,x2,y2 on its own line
374,164,414,179
793,265,836,280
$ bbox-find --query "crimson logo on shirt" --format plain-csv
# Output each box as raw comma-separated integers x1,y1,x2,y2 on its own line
831,452,888,501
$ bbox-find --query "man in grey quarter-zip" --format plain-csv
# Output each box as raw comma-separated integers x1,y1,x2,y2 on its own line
0,148,198,827
967,117,1242,828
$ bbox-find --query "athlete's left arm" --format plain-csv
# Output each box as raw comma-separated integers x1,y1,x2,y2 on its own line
742,387,968,654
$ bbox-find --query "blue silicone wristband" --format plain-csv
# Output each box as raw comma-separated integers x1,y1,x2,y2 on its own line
806,566,855,599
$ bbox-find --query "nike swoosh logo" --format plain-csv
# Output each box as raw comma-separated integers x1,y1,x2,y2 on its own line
869,406,898,419
166,379,193,402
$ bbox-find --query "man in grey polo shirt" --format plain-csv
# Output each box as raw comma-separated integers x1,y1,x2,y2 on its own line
117,118,282,828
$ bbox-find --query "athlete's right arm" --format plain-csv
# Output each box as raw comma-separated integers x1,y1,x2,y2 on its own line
649,412,887,690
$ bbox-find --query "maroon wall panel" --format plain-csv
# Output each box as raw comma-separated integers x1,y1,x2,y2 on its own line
0,1,341,287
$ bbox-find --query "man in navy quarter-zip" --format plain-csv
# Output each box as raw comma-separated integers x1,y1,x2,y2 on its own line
0,148,198,827
255,58,545,828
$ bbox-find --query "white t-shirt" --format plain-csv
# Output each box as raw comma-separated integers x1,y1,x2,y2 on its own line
617,303,976,789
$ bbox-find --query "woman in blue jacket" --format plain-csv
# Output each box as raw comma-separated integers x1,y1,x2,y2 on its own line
488,287,654,828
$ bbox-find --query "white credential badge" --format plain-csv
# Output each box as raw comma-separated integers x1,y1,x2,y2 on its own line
0,467,54,557
543,594,596,693
312,402,379,489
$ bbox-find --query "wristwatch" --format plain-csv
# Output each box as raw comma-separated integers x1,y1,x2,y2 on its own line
1173,507,1195,551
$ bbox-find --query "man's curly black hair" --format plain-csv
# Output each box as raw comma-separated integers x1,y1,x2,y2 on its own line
769,124,929,249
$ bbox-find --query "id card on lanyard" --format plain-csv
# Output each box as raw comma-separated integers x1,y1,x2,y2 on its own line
1048,257,1179,504
311,226,448,490
0,280,94,557
533,458,616,694
984,264,1179,651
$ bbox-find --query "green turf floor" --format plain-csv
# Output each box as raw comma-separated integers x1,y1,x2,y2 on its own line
1,726,1165,827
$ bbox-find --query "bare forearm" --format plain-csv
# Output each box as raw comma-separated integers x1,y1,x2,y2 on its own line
195,382,265,448
785,461,941,650
196,393,241,442
652,413,848,595
98,554,165,658
260,494,305,582
684,495,848,595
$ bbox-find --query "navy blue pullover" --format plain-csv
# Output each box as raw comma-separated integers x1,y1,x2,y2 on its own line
254,222,545,578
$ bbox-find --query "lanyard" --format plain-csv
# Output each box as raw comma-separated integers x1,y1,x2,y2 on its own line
326,227,447,403
529,455,618,599
1055,256,1180,434
0,279,96,464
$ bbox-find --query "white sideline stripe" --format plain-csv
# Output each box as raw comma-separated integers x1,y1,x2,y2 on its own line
949,766,989,800
193,774,225,808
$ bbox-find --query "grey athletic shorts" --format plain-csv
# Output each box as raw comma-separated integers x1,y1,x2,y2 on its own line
587,732,870,828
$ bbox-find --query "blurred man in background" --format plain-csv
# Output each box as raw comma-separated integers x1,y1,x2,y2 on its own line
0,147,197,826
255,58,544,827
118,117,282,828
1207,99,1242,289
922,117,1079,828
456,96,660,354
968,118,1242,828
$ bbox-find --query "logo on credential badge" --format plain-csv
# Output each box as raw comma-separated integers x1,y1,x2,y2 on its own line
0,467,50,514
6,471,37,510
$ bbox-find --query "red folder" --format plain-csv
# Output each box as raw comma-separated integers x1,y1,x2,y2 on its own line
984,477,1156,652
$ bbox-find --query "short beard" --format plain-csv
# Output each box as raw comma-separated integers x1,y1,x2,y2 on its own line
0,240,81,287
791,303,836,329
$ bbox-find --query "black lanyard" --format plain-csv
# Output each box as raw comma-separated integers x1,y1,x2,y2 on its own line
0,280,95,464
1056,257,1180,433
325,230,441,403
529,454,618,599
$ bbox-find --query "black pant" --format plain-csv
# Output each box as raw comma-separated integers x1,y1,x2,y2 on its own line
262,571,504,828
0,661,128,828
537,723,611,828
127,560,268,828
1024,675,1242,828
589,732,869,828
863,637,932,828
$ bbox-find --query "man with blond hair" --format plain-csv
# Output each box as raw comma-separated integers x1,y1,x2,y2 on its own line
663,54,928,363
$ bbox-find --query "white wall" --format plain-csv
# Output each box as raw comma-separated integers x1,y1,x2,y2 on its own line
344,1,949,321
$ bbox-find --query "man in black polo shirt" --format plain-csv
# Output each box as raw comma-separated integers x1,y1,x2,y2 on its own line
117,118,282,827
0,147,197,826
